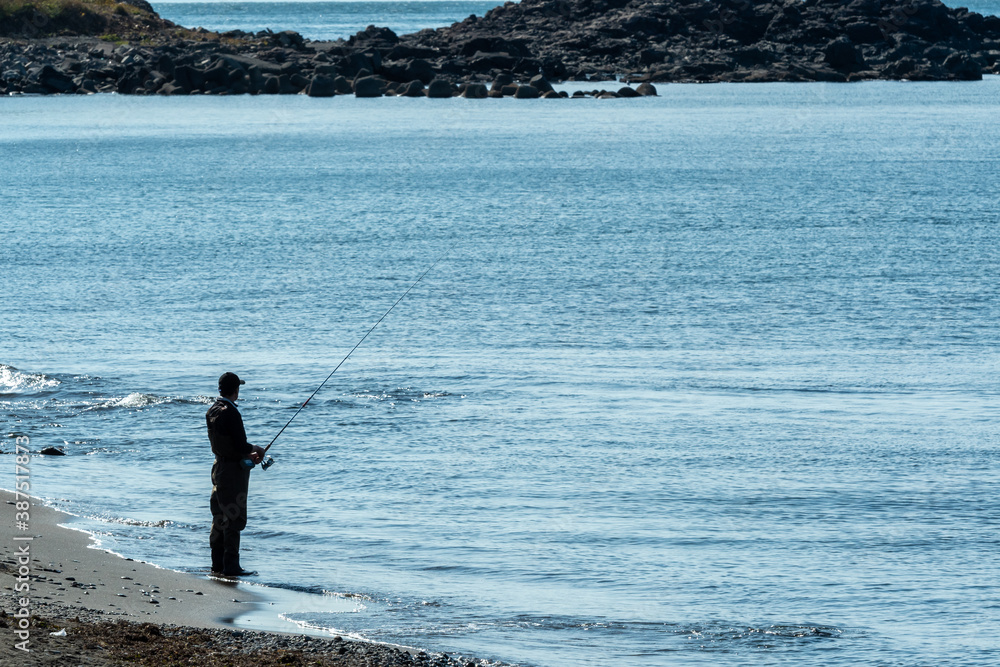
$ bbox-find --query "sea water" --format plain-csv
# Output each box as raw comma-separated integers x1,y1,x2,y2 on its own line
4,32,1000,667
155,1,506,39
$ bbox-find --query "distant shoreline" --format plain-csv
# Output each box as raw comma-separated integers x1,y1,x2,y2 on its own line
1,0,999,99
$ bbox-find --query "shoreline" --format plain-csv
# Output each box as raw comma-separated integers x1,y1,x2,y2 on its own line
2,0,999,99
0,490,481,666
0,489,265,630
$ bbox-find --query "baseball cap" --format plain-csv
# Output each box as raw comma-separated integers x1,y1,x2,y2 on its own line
218,372,246,395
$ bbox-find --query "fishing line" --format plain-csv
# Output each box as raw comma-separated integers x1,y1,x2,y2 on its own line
259,257,443,466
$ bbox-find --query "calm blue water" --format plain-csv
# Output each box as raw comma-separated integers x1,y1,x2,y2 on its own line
152,0,1000,42
4,77,1000,665
156,1,504,39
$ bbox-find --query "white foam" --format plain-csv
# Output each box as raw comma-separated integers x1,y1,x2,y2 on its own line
83,392,170,411
0,364,60,393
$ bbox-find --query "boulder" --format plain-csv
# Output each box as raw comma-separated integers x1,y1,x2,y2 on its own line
529,74,553,93
277,74,299,94
173,65,204,91
470,52,518,70
404,59,436,84
157,81,186,95
636,82,658,96
273,30,306,50
513,84,539,99
307,74,336,97
333,75,353,94
426,79,454,97
31,65,74,93
353,75,385,97
263,75,281,94
845,21,884,44
617,86,639,97
943,52,983,80
399,79,425,96
824,37,865,71
77,78,99,94
541,90,561,98
490,72,514,93
462,82,488,98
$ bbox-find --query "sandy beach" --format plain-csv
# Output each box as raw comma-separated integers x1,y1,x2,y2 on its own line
0,491,480,666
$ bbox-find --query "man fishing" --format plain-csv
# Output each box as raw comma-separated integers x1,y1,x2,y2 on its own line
206,372,266,576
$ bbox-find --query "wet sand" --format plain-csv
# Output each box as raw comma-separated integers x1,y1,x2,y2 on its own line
0,491,480,666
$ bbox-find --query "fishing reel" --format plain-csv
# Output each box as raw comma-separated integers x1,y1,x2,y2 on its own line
241,455,276,471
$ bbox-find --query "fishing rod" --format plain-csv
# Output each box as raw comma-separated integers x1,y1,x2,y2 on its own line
250,259,442,472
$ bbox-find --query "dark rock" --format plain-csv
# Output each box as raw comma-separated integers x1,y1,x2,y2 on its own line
263,75,281,94
173,65,203,91
513,84,539,99
272,31,307,50
499,83,518,96
399,79,425,96
635,82,657,96
307,74,336,97
528,74,553,93
845,21,885,44
30,65,75,93
333,75,353,94
116,70,147,95
39,447,65,456
1,0,996,95
157,81,186,95
426,78,454,97
348,25,400,47
461,82,488,98
490,73,514,93
404,59,435,84
469,52,518,70
943,52,983,80
824,37,865,71
347,52,380,76
277,73,299,94
246,65,264,93
386,44,440,60
541,90,561,98
353,75,384,97
222,54,284,77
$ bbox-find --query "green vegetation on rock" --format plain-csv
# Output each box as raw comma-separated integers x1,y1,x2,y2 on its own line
0,0,165,39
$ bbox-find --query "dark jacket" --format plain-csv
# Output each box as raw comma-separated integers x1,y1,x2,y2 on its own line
206,398,253,462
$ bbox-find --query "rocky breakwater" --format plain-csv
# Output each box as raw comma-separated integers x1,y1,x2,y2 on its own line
401,0,1000,82
2,0,1000,96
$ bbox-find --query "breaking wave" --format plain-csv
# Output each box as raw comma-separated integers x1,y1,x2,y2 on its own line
0,364,60,394
81,393,205,412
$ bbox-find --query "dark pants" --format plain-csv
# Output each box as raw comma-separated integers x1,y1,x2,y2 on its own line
210,459,250,573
